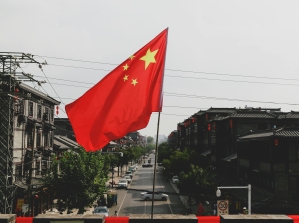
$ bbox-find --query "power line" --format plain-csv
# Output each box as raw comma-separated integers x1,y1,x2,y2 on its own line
35,54,299,83
164,92,299,106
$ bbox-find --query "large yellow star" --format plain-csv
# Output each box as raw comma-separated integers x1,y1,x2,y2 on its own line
123,64,129,70
139,48,159,70
123,75,129,81
131,79,138,86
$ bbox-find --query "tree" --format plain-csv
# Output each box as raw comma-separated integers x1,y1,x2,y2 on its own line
178,164,215,203
41,148,107,214
147,136,154,144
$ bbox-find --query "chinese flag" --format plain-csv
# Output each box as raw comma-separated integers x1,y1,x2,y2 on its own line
65,29,168,151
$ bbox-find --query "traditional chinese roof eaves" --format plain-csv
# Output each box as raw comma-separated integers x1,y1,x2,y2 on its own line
211,116,230,121
239,127,299,140
278,111,299,119
275,129,299,137
19,82,60,105
239,131,274,139
230,112,276,119
206,107,237,113
194,110,206,116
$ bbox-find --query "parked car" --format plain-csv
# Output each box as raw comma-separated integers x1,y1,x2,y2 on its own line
140,191,168,201
117,179,128,189
142,163,153,168
172,176,179,183
124,175,132,184
93,206,109,217
125,171,133,179
129,166,137,172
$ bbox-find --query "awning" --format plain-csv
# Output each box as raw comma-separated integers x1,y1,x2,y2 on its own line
200,149,211,156
222,153,237,162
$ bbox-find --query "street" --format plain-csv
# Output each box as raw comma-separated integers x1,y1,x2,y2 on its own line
108,154,187,216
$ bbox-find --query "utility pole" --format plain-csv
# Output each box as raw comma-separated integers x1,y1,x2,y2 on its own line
0,53,46,214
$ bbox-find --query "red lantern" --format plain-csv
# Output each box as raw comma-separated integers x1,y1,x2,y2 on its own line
207,123,211,131
35,195,39,199
274,139,279,146
14,88,19,101
206,113,209,120
56,105,59,115
229,119,233,128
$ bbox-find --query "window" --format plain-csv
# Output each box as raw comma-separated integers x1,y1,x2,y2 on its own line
36,132,41,147
44,107,49,121
15,101,24,115
28,102,33,117
44,133,48,147
37,105,42,119
51,108,54,121
49,133,53,147
27,131,33,147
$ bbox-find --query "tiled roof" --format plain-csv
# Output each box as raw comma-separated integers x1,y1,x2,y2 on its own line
278,111,299,119
230,111,276,119
239,127,299,140
222,153,237,162
239,131,273,139
206,107,237,113
54,135,79,149
275,129,299,137
212,116,229,121
194,110,206,116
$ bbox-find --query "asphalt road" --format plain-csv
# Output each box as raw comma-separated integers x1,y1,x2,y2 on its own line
108,154,186,216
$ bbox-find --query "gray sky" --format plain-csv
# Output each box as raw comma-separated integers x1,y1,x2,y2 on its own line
2,1,299,138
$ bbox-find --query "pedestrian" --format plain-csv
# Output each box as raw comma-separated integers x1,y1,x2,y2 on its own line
114,210,118,216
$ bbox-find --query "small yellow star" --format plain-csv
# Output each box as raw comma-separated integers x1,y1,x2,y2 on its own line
131,79,138,86
123,64,129,70
140,48,159,70
129,55,135,60
123,75,129,81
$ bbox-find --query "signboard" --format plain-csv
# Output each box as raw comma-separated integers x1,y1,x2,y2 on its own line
217,200,229,215
16,199,24,210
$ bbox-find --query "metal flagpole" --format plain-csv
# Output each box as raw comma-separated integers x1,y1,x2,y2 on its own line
150,28,169,219
151,112,161,219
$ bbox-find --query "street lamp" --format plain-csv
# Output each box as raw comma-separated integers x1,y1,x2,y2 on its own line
216,184,251,215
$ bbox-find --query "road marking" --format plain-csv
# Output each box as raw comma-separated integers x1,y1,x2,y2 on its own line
157,171,173,214
117,188,128,214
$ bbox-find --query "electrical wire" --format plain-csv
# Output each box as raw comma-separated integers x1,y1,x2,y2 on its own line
35,54,299,82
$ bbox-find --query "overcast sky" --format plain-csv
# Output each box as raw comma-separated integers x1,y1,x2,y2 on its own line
2,1,299,138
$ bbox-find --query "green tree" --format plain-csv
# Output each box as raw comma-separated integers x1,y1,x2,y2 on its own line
41,148,107,214
147,136,154,144
178,164,215,202
157,142,172,163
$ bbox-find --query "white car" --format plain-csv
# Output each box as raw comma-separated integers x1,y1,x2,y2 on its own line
93,206,109,217
172,176,179,184
125,171,133,179
124,175,132,184
117,179,128,189
140,191,168,201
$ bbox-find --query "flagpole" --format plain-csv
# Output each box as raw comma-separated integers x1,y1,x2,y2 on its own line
151,111,161,219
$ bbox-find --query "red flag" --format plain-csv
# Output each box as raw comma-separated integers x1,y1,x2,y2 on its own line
65,29,168,151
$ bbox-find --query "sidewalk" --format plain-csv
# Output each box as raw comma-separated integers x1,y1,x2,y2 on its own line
169,180,212,215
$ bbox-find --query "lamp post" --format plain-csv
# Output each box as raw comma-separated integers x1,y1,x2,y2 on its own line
216,184,251,215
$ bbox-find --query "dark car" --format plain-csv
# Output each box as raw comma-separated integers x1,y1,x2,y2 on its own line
142,163,153,168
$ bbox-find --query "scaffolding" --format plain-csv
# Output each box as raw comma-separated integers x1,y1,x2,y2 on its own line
0,53,43,213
